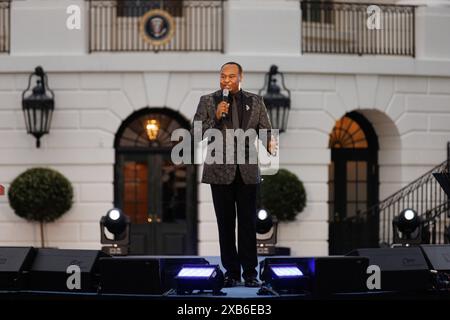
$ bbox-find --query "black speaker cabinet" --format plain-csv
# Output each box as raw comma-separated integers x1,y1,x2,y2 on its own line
99,256,209,294
260,256,368,296
348,247,431,292
420,244,450,272
0,247,36,290
314,256,369,295
28,248,105,292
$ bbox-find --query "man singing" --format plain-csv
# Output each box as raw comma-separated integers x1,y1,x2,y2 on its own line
192,62,276,287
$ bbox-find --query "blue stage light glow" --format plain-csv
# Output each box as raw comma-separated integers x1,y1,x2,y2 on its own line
271,265,303,278
177,267,216,278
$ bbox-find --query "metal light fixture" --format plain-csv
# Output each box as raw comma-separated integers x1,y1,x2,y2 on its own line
258,65,291,133
22,66,55,148
174,264,225,296
392,208,422,245
258,259,310,296
100,208,131,255
146,119,159,140
256,208,278,255
260,263,307,295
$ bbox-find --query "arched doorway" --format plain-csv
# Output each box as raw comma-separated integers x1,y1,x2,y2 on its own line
328,111,379,255
114,107,197,255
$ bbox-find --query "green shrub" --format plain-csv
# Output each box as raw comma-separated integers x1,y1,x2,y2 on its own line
261,169,307,221
8,167,73,222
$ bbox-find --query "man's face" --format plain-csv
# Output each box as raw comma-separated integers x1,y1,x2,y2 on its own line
220,64,241,94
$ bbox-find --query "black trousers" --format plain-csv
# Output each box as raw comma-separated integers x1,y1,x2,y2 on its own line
210,169,258,280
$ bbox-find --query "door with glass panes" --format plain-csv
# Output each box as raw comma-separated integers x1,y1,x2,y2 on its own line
117,152,195,255
328,112,379,255
114,108,196,255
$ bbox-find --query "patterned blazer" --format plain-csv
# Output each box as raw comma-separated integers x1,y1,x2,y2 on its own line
192,89,272,185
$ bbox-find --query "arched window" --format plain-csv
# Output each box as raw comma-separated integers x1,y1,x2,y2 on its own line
329,116,368,149
116,108,188,148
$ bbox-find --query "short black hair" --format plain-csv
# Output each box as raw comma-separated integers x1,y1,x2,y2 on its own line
220,62,243,75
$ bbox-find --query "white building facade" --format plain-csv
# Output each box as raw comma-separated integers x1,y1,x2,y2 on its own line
0,0,450,256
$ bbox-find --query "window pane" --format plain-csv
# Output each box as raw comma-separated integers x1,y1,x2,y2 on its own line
347,182,357,201
347,161,356,181
357,161,367,180
357,202,367,214
347,203,357,217
123,161,148,224
161,159,187,222
357,182,367,201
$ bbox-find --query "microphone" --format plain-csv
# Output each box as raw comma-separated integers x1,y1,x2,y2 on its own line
221,89,229,119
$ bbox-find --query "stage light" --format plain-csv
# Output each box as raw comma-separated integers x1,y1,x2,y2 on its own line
256,209,278,255
100,208,130,255
257,209,271,233
393,208,422,245
174,264,225,296
271,265,304,277
259,263,309,295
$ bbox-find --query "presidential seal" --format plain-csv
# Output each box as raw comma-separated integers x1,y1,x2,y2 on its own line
140,9,175,46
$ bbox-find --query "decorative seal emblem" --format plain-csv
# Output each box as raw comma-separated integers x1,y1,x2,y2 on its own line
140,9,175,46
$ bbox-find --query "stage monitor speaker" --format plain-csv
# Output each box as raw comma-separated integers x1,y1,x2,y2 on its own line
420,244,450,272
314,256,369,295
28,248,106,292
0,247,36,290
260,256,368,296
99,256,209,294
347,247,431,292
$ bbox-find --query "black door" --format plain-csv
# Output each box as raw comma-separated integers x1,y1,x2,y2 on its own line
114,108,197,255
328,112,379,255
116,152,196,255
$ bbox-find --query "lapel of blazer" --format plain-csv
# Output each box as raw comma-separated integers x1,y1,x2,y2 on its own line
241,90,255,130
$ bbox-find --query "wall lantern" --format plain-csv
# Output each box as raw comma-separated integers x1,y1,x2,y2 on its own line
22,66,55,148
258,65,291,133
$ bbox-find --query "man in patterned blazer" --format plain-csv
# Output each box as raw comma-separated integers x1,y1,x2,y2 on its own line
192,62,277,288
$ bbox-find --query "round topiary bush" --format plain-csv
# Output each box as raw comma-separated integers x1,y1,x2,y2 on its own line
261,169,307,221
8,167,73,246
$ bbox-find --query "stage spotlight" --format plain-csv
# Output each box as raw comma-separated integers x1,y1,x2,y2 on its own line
257,209,278,255
393,208,422,245
174,264,225,296
259,263,309,295
100,208,130,255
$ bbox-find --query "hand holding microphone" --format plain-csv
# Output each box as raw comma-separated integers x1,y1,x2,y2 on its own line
215,89,230,120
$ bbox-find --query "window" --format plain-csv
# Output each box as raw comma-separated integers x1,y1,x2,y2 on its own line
302,0,333,24
117,0,183,17
329,116,368,149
